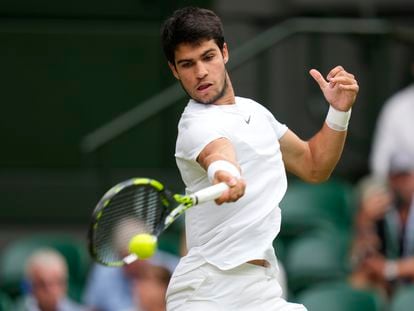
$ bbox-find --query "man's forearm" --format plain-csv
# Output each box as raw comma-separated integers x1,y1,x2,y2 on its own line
306,122,347,182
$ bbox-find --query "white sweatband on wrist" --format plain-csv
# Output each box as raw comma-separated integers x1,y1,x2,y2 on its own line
383,260,399,281
325,106,352,131
207,160,241,183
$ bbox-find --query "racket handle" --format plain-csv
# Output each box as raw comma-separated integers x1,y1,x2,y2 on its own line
123,253,138,265
193,182,229,204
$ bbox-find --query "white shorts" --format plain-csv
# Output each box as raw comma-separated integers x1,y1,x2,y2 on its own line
166,262,307,311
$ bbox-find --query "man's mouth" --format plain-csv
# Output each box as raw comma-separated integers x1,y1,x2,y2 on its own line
197,83,212,92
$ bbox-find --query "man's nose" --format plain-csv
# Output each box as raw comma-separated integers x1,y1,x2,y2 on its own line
195,62,208,79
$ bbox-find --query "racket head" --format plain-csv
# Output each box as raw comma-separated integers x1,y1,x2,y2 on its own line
88,178,172,267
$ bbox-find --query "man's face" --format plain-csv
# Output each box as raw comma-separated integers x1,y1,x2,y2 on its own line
169,39,231,105
30,265,67,310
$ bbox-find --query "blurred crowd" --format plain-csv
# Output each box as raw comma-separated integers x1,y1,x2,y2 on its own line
348,53,414,302
8,247,176,311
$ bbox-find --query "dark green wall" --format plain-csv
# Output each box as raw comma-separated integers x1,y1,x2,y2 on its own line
0,1,212,170
0,1,211,225
1,23,161,167
0,0,211,18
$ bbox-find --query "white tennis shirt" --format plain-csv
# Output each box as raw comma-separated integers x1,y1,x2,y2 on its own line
175,96,288,274
370,84,414,176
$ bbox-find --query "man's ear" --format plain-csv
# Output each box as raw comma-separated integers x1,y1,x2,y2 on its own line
168,62,180,80
222,43,229,64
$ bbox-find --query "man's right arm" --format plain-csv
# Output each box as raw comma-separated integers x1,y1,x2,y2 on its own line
197,137,246,204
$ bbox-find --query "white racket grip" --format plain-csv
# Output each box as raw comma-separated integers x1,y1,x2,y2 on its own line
193,182,229,204
123,253,138,265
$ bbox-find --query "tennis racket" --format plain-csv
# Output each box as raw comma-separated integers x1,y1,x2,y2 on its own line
88,177,228,267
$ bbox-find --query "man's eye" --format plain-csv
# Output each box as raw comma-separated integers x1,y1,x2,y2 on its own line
204,54,214,61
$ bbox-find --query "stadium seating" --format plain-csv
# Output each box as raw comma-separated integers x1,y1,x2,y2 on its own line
0,290,12,311
0,234,90,301
390,285,414,311
284,229,351,294
280,178,355,238
296,281,384,311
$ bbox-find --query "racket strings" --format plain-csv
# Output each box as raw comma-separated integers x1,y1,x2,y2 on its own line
93,185,165,265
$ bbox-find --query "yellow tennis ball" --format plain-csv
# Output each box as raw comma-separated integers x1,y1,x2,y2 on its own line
128,234,157,259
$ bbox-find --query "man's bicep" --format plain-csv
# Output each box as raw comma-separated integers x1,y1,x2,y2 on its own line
279,130,311,177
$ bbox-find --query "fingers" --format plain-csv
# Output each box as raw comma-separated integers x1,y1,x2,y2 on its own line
309,69,328,89
327,66,358,87
332,75,359,99
329,75,355,85
311,65,359,111
215,179,246,205
337,84,359,92
329,75,359,92
327,65,345,80
328,65,356,83
320,66,359,95
309,67,359,94
213,171,246,205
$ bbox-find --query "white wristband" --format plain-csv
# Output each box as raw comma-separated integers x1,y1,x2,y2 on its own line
207,160,241,183
325,106,352,131
383,260,399,281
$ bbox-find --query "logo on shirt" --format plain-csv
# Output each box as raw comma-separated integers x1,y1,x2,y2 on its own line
245,115,251,124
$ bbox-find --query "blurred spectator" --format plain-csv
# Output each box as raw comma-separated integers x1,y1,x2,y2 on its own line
349,152,414,299
15,248,87,311
83,216,179,311
370,51,414,176
83,250,178,311
131,265,171,311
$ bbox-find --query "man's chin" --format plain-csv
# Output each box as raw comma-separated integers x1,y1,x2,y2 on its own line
191,95,214,105
192,91,224,105
189,79,227,104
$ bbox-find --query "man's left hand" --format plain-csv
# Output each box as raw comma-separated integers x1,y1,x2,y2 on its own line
309,65,359,111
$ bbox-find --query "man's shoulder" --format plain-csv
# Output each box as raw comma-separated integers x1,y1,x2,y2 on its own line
235,96,259,105
235,96,273,118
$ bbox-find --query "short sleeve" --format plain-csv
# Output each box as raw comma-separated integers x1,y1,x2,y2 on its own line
256,102,288,139
175,117,228,161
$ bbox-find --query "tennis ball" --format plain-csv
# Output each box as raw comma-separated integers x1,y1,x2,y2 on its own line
128,234,157,259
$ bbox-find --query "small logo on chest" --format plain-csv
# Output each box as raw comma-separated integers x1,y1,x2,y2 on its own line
245,115,251,124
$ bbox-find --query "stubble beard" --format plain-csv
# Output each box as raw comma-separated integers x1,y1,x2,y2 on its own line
181,70,229,105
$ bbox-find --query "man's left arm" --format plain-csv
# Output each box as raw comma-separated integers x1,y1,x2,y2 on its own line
280,66,359,183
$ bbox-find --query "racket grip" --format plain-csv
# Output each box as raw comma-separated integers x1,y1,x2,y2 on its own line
194,182,229,204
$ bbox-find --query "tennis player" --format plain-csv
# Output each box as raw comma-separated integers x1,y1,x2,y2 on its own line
161,7,359,310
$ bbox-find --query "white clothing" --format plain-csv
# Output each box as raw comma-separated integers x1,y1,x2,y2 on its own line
370,84,414,176
276,259,288,299
175,96,288,273
166,262,305,311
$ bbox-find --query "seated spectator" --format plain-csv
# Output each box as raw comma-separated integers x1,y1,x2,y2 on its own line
83,216,179,311
131,264,171,311
83,249,178,311
83,217,178,311
349,152,414,299
15,248,87,311
370,50,414,177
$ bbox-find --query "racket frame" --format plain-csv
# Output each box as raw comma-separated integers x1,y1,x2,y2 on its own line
89,178,228,266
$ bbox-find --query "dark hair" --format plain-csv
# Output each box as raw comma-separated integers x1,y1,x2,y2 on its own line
161,7,225,64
